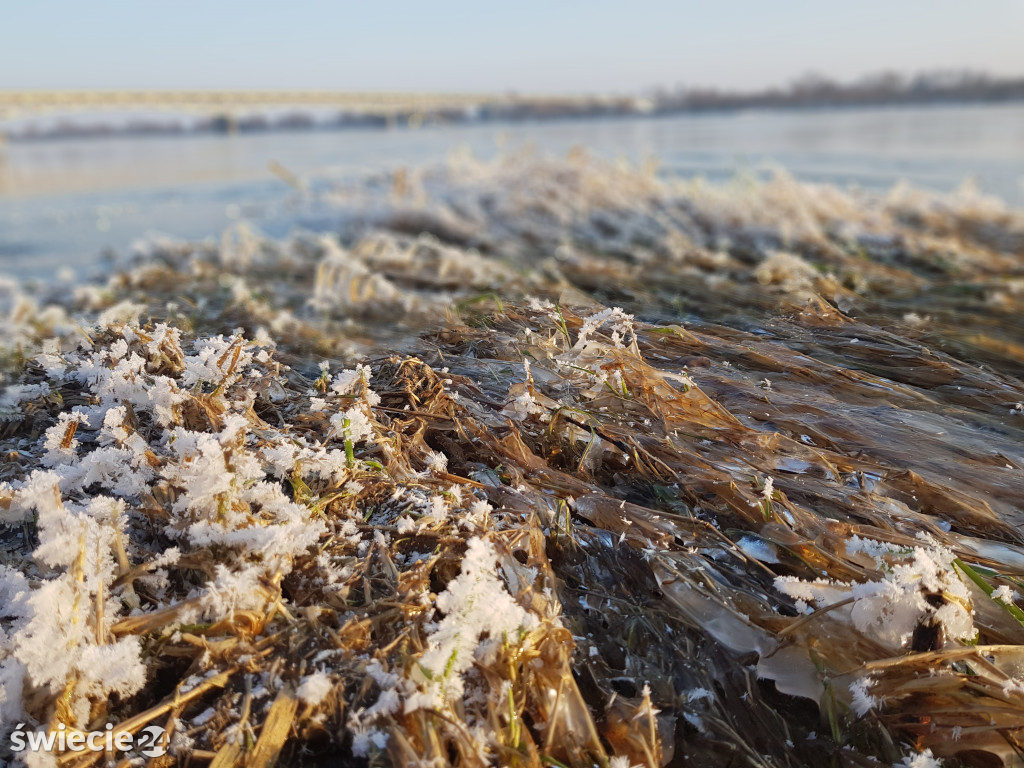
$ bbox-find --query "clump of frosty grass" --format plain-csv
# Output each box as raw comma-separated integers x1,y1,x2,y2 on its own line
0,317,630,767
3,153,1024,766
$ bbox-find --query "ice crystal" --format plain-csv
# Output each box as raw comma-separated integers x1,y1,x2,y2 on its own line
776,540,976,651
296,672,334,705
405,537,535,711
849,677,879,716
896,748,943,768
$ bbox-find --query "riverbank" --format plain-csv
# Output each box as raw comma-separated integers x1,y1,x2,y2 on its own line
2,154,1024,766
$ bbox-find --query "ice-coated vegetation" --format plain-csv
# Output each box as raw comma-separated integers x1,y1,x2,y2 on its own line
775,537,977,650
2,152,1024,766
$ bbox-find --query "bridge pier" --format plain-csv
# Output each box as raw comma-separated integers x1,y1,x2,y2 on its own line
212,112,240,136
0,131,8,195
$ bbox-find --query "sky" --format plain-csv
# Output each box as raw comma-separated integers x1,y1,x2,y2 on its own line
2,1,1023,94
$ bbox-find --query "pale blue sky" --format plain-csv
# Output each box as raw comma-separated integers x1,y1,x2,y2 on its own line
3,1,1023,93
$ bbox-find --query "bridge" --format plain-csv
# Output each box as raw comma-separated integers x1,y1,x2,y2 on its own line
0,90,642,145
0,90,577,126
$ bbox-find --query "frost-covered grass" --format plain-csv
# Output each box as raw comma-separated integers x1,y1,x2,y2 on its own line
2,154,1024,766
0,319,611,767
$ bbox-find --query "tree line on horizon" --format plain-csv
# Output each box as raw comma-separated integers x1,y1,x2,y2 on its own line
650,69,1024,112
